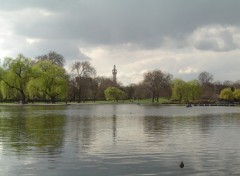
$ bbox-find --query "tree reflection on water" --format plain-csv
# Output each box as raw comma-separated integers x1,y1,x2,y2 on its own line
0,107,65,154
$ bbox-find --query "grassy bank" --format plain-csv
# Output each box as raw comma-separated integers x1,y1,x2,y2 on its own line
0,98,172,106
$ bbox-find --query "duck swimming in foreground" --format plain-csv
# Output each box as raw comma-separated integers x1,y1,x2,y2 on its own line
179,161,184,168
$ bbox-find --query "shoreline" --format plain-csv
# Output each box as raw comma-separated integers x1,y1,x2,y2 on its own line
0,101,238,107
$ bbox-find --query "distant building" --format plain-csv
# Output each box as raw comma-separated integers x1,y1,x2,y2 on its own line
112,65,117,85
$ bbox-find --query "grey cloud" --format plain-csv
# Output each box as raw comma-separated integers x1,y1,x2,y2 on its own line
7,38,91,62
194,39,221,51
0,0,76,11
2,0,240,83
189,25,240,52
31,40,81,60
5,0,240,49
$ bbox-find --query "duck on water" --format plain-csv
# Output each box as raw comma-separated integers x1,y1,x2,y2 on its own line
179,161,184,168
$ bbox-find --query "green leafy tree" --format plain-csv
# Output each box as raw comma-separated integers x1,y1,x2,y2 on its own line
187,80,202,101
172,79,201,102
181,82,191,102
172,79,185,102
0,80,17,100
104,87,126,102
219,88,234,101
0,54,33,104
27,60,68,103
0,111,65,152
233,89,240,101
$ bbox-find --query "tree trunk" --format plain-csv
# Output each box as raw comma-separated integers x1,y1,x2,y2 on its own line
152,93,155,102
19,90,26,104
50,96,56,104
77,89,82,103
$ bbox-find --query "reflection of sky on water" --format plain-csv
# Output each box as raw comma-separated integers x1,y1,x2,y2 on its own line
63,104,240,118
62,105,240,175
0,105,240,175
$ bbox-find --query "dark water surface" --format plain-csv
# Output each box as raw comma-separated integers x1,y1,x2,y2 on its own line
0,104,240,175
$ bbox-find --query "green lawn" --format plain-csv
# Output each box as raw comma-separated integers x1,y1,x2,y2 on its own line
133,97,171,104
0,97,172,106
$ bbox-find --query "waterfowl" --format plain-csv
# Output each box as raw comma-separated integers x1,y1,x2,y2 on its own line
179,161,184,168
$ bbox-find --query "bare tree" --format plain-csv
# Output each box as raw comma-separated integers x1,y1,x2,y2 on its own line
143,70,172,102
132,82,150,100
72,61,96,77
234,80,240,89
36,51,65,67
213,81,224,95
222,80,235,92
92,76,116,100
71,61,96,103
198,71,214,100
124,84,136,100
198,71,213,85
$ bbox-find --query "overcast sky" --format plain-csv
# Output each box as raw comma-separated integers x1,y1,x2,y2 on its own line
1,0,240,85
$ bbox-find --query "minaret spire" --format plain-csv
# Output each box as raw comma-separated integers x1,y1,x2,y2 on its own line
112,65,117,85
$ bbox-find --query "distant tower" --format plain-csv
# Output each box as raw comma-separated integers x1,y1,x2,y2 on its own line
112,65,117,85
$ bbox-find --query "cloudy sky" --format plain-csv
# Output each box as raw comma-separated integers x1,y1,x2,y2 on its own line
0,0,240,85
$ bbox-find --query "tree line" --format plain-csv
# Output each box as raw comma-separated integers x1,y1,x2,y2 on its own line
0,51,238,104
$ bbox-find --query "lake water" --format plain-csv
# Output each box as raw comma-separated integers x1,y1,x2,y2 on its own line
0,104,240,176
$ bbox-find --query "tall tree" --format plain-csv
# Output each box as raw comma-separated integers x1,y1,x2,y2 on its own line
133,82,150,100
35,51,65,67
172,79,201,103
143,70,172,102
198,71,215,100
198,71,213,85
172,79,185,102
71,61,96,103
0,54,33,104
124,84,136,100
187,80,202,101
27,60,68,103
